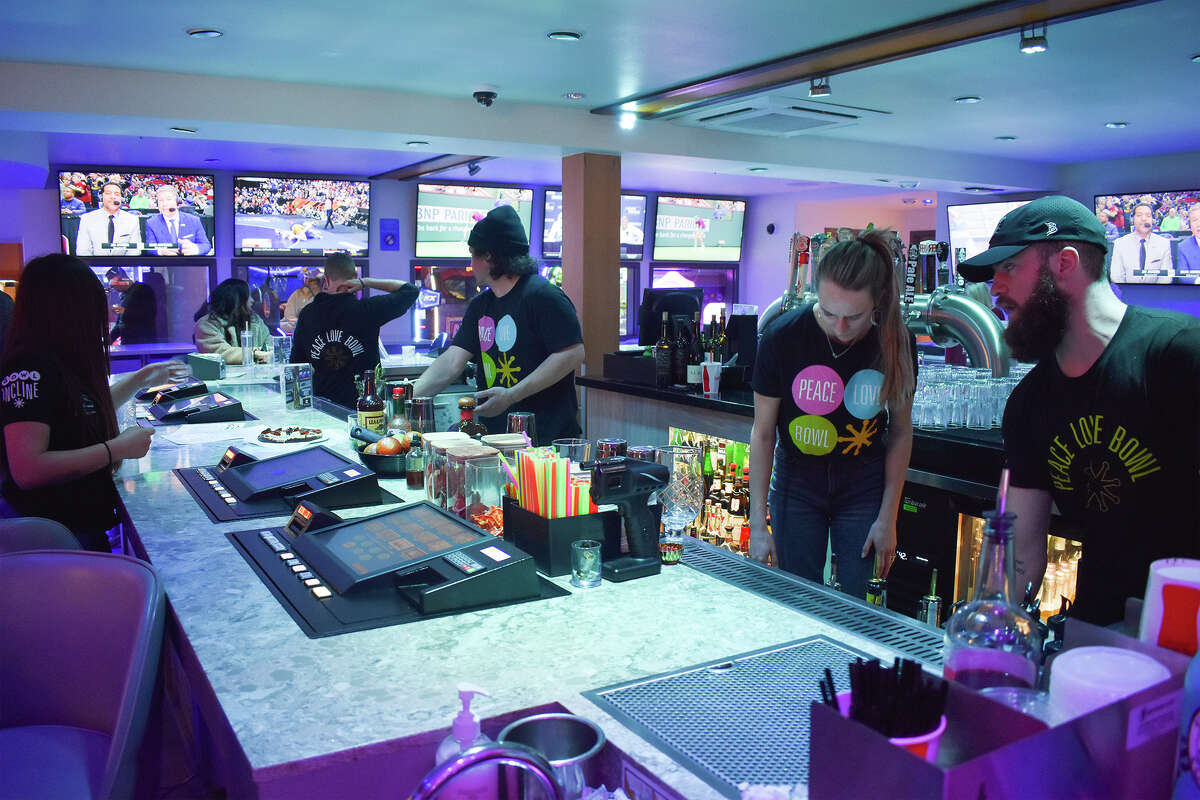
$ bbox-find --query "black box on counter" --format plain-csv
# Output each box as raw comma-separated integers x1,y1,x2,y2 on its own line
602,351,657,387
808,619,1188,799
502,496,621,577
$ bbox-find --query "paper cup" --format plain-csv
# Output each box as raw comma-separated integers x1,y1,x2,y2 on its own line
835,691,944,763
1138,558,1200,655
1048,645,1170,719
702,361,722,396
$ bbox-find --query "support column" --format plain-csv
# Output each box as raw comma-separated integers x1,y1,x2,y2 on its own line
561,152,620,377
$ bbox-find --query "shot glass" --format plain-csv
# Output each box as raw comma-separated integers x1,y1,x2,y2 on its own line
570,539,602,588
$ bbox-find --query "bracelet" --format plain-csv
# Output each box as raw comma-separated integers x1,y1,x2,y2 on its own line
102,441,113,467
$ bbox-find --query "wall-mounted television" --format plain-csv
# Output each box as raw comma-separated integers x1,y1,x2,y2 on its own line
1095,191,1200,284
58,170,215,258
542,190,646,260
415,183,533,259
946,200,1034,273
652,195,747,263
234,176,370,257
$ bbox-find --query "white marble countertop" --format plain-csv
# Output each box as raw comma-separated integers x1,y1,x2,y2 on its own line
117,379,901,799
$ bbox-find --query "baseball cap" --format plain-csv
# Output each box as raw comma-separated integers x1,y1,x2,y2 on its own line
467,205,529,257
958,195,1110,283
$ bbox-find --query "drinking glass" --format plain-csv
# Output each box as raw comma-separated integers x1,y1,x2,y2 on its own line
656,445,703,559
506,411,537,445
552,438,591,463
570,539,603,588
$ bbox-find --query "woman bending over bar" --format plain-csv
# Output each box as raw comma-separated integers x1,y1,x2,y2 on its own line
748,230,916,598
0,254,187,550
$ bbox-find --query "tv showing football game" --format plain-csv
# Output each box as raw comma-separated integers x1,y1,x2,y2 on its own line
652,195,747,262
415,183,534,258
542,190,646,260
947,200,1033,273
234,176,370,256
1095,191,1200,284
58,170,215,258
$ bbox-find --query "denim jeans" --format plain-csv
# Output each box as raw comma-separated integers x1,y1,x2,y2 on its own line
768,445,885,600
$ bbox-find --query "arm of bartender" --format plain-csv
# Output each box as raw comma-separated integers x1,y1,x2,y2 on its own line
410,345,473,399
1007,486,1053,598
748,392,780,564
475,343,585,418
862,393,913,575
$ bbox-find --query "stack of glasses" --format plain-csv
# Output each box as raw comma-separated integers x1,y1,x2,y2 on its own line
911,362,1034,431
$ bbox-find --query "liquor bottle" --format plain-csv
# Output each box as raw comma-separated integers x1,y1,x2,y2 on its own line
686,312,703,393
654,311,673,389
943,510,1043,690
453,396,488,439
670,315,688,387
357,370,386,435
387,386,412,435
715,440,727,486
406,432,425,490
707,315,719,359
717,308,728,362
730,467,749,527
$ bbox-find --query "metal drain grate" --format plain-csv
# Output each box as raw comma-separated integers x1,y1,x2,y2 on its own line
681,537,945,667
586,636,870,797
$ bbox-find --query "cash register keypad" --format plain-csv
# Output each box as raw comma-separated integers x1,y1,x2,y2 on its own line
444,551,485,575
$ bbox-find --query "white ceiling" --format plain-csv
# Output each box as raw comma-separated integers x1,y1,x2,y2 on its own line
0,0,1197,196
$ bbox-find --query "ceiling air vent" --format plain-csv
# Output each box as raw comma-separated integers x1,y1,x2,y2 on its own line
677,96,861,137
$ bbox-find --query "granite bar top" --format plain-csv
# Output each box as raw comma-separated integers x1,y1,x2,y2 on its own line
117,377,905,798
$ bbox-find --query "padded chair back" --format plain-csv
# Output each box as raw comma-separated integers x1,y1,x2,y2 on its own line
0,550,166,799
0,516,82,553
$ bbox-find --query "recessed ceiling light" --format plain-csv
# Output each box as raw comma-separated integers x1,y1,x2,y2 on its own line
995,135,1017,141
546,30,582,41
619,112,637,130
168,126,197,134
562,92,586,100
748,167,768,173
1193,53,1200,63
898,180,920,189
1105,121,1129,129
922,198,934,205
962,186,999,194
954,96,982,104
405,140,429,147
186,28,223,39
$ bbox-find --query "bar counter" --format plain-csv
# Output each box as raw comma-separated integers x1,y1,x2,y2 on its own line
116,376,910,799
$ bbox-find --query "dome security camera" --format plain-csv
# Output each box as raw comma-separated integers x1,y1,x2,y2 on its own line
473,86,499,107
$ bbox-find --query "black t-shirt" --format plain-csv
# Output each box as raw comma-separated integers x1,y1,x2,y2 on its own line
752,305,916,463
291,286,419,408
1003,306,1200,625
0,349,118,548
451,275,583,445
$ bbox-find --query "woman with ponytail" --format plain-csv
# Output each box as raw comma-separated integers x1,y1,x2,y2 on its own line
748,230,916,598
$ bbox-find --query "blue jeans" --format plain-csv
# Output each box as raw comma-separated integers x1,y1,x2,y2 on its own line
768,445,885,600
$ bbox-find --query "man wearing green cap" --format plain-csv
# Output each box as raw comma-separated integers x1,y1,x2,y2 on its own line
411,205,585,445
958,195,1200,625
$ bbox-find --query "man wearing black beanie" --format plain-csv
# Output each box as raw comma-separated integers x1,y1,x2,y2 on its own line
411,205,585,445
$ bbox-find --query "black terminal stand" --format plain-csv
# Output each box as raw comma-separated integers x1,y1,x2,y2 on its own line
137,378,208,404
588,456,669,582
149,392,245,424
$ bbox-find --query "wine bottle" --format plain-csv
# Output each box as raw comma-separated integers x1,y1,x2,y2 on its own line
686,312,703,392
670,314,688,387
654,311,673,389
717,308,728,363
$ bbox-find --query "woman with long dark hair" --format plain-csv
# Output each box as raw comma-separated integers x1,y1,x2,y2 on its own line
194,278,270,364
0,254,187,550
748,230,916,598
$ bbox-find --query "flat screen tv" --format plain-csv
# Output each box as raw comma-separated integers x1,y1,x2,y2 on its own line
1094,191,1200,284
58,170,215,258
946,200,1034,274
234,176,370,256
652,195,747,262
541,190,646,260
415,183,534,259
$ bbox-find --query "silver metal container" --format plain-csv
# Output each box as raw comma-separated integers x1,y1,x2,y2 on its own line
497,712,605,800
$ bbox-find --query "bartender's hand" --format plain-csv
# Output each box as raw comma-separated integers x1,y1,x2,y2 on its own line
862,518,897,578
110,426,154,461
748,514,776,565
139,360,189,386
474,386,514,418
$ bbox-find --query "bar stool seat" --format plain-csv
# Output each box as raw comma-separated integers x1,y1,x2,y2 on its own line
0,725,110,798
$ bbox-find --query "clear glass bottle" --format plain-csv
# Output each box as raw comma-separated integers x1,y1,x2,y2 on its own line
943,510,1042,690
387,385,411,435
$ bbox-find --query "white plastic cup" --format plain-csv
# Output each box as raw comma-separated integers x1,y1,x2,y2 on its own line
1138,558,1200,655
702,361,722,396
1048,645,1170,719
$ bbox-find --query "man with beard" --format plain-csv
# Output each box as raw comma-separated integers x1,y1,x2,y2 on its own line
959,195,1200,626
